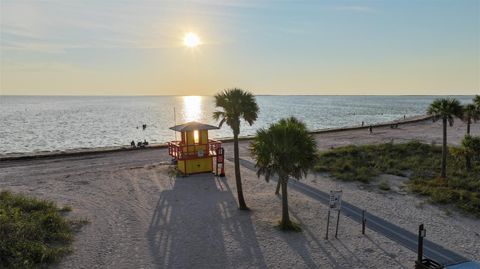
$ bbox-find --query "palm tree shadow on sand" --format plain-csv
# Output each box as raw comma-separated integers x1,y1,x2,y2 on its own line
147,174,267,269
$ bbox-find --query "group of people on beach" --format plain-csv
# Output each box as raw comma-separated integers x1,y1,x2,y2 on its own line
131,123,149,148
362,114,406,134
131,140,149,148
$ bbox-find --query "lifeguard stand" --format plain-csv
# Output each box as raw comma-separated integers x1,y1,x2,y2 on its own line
167,121,225,176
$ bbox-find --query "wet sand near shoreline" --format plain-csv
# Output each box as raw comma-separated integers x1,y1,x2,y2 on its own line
0,117,479,268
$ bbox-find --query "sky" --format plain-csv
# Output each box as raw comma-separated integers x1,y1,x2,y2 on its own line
0,0,479,96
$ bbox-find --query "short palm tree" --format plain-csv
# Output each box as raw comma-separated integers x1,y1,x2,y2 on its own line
251,117,317,230
213,88,259,210
427,98,463,178
474,95,480,108
461,135,475,171
462,104,480,135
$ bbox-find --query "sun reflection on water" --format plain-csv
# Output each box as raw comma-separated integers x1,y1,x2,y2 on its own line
183,96,202,122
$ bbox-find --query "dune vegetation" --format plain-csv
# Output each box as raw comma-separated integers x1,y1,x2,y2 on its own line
315,141,480,217
0,191,86,269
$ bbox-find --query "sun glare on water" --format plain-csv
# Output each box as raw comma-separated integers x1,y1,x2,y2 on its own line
183,96,202,122
183,32,201,48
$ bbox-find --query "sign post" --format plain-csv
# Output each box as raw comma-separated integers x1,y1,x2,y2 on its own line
335,208,341,238
325,209,331,239
325,190,342,240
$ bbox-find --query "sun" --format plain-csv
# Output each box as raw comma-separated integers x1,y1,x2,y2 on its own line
183,32,201,48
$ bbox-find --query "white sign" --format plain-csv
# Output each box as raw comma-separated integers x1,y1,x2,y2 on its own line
329,190,343,210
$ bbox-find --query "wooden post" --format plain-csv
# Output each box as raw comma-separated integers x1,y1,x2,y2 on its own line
417,224,425,263
335,209,341,238
362,210,366,235
325,209,331,240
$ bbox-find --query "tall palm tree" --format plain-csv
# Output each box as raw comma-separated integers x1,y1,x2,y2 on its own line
427,98,463,178
462,104,480,135
251,117,317,230
213,88,259,210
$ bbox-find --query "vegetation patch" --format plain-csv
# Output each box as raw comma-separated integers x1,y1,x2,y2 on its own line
277,220,302,232
0,191,86,268
315,141,480,217
378,180,391,191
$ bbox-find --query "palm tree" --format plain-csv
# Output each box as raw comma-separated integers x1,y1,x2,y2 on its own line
427,98,463,178
474,95,480,108
251,117,317,230
462,104,480,135
461,135,475,171
213,88,259,210
452,134,480,172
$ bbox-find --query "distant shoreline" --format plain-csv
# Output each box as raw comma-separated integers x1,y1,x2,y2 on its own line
0,114,432,161
1,94,476,97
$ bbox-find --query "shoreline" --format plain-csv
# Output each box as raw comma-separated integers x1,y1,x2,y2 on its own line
1,113,478,268
0,114,432,161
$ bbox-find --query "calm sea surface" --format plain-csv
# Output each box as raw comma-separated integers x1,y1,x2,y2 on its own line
0,95,474,155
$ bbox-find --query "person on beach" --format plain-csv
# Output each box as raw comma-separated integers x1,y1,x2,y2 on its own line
131,140,136,148
369,125,373,134
362,121,364,127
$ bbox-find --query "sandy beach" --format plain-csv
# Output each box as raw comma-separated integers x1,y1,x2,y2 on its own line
0,117,479,268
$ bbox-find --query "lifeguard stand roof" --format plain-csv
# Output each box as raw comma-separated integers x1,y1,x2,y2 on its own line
169,121,219,132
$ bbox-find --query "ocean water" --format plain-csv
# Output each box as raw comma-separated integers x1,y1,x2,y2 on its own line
0,95,474,155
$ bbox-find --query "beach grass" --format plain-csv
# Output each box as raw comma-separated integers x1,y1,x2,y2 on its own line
0,191,85,268
277,220,302,232
315,141,480,217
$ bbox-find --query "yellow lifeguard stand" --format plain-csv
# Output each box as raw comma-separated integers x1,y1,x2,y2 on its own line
167,121,225,176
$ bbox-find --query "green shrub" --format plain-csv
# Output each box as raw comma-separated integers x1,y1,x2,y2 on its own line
378,180,391,191
316,141,480,217
0,191,84,268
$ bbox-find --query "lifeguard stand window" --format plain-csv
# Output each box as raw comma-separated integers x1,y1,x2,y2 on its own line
193,130,199,144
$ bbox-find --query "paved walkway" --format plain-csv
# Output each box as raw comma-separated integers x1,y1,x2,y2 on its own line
236,157,468,266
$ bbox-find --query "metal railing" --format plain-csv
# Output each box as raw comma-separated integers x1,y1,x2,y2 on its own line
167,139,222,160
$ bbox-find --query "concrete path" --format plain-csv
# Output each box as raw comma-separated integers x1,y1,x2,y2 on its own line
236,157,469,266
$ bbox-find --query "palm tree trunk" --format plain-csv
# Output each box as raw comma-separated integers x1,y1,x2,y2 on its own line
275,180,281,195
466,119,471,171
466,155,472,171
441,117,447,178
281,177,290,227
233,131,248,210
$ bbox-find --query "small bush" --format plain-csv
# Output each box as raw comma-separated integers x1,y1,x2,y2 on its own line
378,180,391,191
0,191,84,268
277,220,302,232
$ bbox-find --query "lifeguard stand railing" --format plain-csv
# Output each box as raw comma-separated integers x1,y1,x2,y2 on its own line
168,139,222,160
